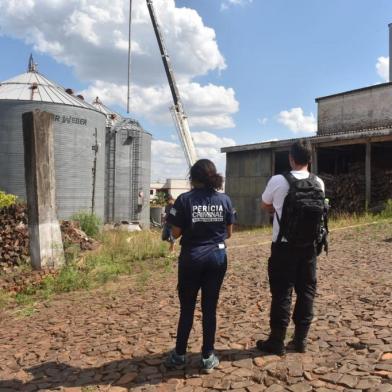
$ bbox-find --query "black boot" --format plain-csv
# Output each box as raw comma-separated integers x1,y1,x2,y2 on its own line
286,325,310,353
256,327,287,356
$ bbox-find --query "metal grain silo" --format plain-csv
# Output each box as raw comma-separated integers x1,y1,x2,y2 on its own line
0,58,106,220
92,98,151,228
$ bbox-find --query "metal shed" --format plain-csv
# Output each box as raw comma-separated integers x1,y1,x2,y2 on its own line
222,128,392,226
222,23,392,226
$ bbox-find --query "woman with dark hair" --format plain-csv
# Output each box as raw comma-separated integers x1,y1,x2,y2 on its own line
164,159,234,372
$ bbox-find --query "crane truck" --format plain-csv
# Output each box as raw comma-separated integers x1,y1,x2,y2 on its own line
129,0,198,169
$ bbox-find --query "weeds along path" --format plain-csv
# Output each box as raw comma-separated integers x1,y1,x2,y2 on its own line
0,222,392,391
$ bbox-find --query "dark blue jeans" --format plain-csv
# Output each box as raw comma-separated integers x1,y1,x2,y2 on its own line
268,242,317,329
175,247,227,358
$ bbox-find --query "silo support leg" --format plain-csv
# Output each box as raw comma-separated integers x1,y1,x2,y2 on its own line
22,110,65,270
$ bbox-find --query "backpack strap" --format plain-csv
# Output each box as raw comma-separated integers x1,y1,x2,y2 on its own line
282,171,297,186
276,172,293,243
276,211,283,243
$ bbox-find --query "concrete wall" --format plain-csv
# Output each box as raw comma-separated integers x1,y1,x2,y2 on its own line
317,84,392,135
225,149,272,226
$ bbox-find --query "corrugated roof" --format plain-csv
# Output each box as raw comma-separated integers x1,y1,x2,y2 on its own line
0,68,101,112
221,127,392,153
113,117,152,136
91,97,122,128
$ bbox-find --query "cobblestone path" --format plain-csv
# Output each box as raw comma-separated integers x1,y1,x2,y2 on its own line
1,222,392,392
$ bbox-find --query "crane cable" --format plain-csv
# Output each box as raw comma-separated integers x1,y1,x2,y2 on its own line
127,0,133,113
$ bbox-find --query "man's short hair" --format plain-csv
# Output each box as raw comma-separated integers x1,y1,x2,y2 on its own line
290,140,311,165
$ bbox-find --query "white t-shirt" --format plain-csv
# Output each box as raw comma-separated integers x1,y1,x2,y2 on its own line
261,170,325,242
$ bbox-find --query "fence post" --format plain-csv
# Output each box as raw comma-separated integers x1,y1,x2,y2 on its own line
22,110,65,270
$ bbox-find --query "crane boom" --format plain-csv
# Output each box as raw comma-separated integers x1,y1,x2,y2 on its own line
146,0,198,168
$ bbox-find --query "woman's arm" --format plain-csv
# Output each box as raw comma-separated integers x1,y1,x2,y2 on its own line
171,225,182,239
226,224,233,239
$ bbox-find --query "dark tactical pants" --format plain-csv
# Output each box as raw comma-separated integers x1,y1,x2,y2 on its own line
268,242,317,329
175,248,227,358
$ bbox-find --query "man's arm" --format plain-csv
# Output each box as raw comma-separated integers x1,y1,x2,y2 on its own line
261,175,279,214
261,201,275,214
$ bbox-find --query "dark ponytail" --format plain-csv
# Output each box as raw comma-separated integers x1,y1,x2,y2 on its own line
189,159,223,190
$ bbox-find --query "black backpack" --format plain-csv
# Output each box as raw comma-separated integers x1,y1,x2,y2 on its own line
276,172,328,252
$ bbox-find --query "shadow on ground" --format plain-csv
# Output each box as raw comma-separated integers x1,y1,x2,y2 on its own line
0,348,275,391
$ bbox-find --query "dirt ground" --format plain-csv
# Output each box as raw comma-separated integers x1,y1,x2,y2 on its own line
0,222,392,392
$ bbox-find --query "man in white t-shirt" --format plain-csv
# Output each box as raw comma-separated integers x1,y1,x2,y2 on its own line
256,140,325,355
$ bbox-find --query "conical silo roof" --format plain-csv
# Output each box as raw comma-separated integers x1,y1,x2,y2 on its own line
92,96,122,128
0,55,100,112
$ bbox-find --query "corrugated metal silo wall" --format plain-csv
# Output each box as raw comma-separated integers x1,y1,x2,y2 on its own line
139,131,151,229
225,149,272,226
0,101,106,220
113,128,132,223
107,127,151,228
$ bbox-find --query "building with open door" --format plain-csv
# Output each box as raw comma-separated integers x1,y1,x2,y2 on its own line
222,25,392,227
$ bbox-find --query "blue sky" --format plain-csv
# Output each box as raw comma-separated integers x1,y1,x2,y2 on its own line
0,0,391,179
178,0,392,141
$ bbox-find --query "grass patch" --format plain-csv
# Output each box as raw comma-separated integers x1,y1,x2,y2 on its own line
70,211,102,238
330,211,392,230
0,290,13,309
14,304,37,318
380,199,392,219
233,224,272,235
1,230,170,312
81,387,98,392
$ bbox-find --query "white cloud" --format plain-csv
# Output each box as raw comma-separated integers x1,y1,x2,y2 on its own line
0,0,226,85
81,80,238,130
0,0,238,131
151,132,235,181
277,107,317,134
221,0,253,11
0,0,226,84
0,0,240,178
376,56,389,82
192,131,235,148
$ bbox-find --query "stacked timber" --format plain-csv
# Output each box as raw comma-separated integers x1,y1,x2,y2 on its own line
321,172,366,213
0,204,29,269
371,169,392,206
0,204,98,272
320,164,392,214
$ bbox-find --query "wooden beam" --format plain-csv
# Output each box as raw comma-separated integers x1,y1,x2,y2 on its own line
271,150,275,175
311,145,318,174
365,142,371,209
314,135,392,149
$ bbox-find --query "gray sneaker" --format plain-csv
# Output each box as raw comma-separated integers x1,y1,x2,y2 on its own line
200,353,219,373
164,350,186,369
